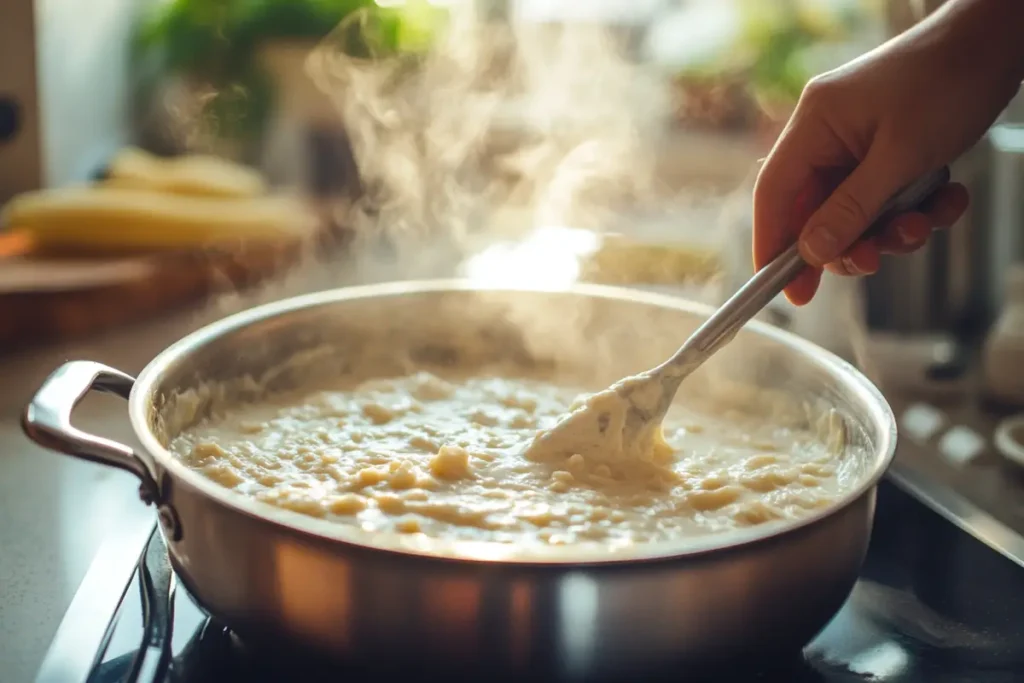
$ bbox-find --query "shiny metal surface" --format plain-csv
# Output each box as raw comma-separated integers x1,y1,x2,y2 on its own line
33,512,157,683
22,361,158,501
887,461,1024,570
23,281,898,678
130,529,176,682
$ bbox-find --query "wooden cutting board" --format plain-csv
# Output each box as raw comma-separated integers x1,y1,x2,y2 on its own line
0,230,309,353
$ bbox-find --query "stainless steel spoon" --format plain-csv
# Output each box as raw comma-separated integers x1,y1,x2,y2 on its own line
524,166,952,462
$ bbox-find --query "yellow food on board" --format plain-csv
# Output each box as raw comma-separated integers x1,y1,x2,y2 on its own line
0,186,316,251
102,147,267,199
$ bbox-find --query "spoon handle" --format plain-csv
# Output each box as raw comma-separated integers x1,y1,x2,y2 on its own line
672,165,952,367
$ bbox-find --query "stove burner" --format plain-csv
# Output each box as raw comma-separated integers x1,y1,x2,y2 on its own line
39,476,1024,683
174,617,833,683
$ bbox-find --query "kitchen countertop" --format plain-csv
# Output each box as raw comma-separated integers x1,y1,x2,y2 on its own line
0,312,201,683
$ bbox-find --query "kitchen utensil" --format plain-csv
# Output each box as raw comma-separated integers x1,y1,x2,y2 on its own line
546,167,949,459
22,281,896,679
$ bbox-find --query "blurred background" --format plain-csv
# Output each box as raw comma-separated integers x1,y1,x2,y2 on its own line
1,0,959,361
7,1,1024,680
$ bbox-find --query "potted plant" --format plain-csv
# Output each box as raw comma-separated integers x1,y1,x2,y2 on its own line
669,0,877,147
131,0,447,163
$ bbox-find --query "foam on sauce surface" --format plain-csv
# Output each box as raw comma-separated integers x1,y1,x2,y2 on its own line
169,370,859,549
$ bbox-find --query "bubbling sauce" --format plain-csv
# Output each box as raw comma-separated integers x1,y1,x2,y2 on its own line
168,371,860,550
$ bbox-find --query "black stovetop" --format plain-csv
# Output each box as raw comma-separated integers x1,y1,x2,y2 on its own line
43,473,1024,683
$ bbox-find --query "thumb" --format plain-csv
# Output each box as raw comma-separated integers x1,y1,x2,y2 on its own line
798,151,916,267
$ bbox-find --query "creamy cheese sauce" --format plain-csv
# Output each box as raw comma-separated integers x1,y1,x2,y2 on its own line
522,373,678,465
169,371,857,549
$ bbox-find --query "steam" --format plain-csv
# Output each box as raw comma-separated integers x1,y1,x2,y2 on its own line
306,4,669,266
188,5,713,374
189,2,875,403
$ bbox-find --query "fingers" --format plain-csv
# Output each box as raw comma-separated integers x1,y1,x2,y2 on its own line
870,182,970,254
797,148,917,267
753,117,846,305
752,108,855,269
824,240,881,276
873,212,932,254
923,181,970,225
818,181,970,281
752,130,819,273
753,148,824,306
759,163,970,305
783,266,823,307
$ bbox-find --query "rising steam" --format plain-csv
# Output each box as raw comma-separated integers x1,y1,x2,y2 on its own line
306,4,669,262
196,2,871,392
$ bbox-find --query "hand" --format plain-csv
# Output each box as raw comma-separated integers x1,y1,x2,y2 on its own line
753,0,1024,305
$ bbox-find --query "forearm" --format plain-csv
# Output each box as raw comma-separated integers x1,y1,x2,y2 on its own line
926,0,1024,87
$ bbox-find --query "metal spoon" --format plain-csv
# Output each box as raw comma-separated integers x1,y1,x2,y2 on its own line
525,166,951,462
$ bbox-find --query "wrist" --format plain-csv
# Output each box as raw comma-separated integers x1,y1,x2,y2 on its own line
936,0,1024,84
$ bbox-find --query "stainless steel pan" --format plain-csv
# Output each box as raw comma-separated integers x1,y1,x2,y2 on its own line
22,281,896,679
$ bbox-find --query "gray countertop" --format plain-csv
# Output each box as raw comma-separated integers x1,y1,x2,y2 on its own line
0,312,205,683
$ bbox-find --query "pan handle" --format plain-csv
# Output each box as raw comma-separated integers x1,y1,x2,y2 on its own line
22,360,160,504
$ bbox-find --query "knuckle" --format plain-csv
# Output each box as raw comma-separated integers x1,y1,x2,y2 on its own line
799,75,838,109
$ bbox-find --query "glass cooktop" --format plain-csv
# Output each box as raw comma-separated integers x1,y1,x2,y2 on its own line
36,467,1024,683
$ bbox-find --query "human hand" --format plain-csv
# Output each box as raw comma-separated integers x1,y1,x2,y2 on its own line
752,0,1024,305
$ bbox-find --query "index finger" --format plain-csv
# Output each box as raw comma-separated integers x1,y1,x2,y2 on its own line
752,121,817,272
752,137,829,305
752,113,859,304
